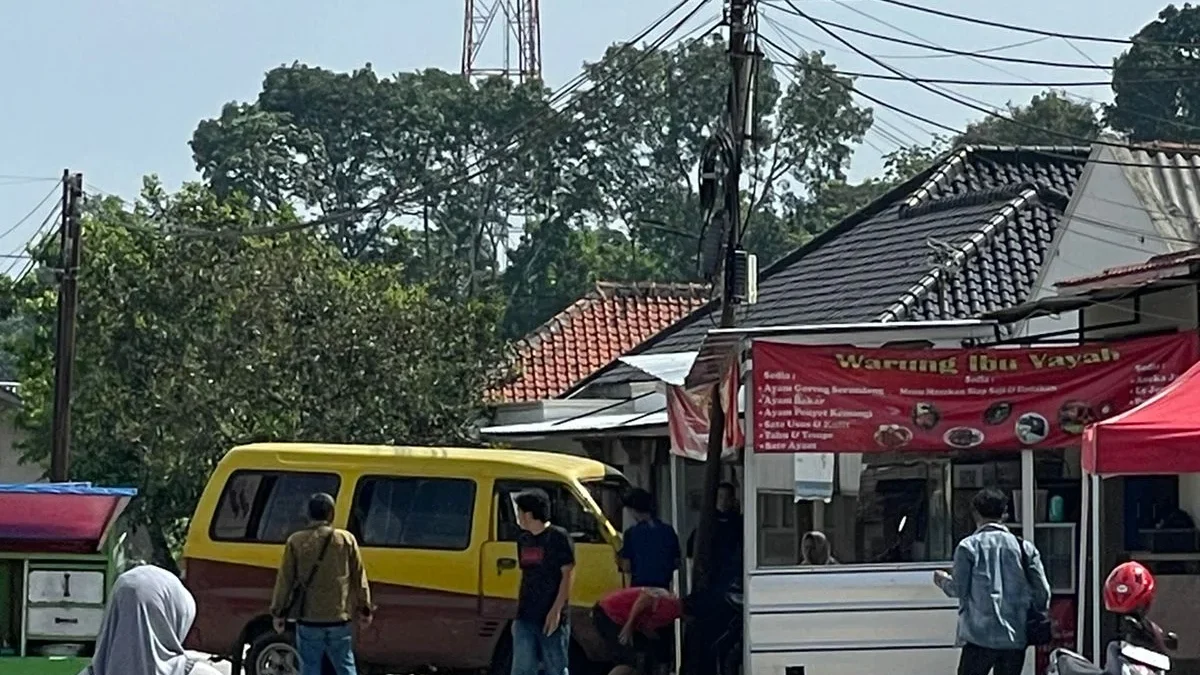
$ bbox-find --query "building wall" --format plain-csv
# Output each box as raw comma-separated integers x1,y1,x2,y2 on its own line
0,406,37,483
1024,150,1177,339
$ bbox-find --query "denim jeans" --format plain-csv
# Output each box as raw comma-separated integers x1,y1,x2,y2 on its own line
296,623,357,675
511,619,570,675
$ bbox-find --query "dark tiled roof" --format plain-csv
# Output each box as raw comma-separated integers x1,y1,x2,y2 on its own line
576,145,1090,391
492,281,710,402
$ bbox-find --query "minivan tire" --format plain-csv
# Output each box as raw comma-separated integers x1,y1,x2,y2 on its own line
489,633,513,675
246,631,300,675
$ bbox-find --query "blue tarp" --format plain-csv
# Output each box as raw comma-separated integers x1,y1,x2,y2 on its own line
0,482,138,497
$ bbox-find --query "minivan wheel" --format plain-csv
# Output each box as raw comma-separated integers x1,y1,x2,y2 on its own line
247,632,300,675
489,633,513,675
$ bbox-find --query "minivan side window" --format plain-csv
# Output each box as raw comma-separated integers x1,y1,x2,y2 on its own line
495,481,603,544
210,470,341,544
348,476,476,551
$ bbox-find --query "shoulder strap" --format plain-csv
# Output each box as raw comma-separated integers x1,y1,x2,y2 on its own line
302,530,336,589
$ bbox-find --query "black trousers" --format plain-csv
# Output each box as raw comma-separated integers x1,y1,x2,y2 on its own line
957,643,1027,675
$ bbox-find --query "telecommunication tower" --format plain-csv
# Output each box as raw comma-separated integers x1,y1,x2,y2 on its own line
461,0,543,82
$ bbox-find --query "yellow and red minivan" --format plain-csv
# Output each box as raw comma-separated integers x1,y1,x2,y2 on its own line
182,443,630,675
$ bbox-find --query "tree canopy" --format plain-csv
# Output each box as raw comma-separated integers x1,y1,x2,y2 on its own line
2,180,508,565
1109,4,1200,142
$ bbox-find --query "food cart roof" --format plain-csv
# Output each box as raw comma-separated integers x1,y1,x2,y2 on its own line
1083,359,1200,475
0,482,136,554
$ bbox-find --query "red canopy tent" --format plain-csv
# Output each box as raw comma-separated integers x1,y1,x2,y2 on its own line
1083,359,1200,474
1076,359,1200,661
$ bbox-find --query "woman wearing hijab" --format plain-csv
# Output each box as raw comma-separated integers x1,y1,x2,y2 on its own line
800,531,837,565
82,564,222,675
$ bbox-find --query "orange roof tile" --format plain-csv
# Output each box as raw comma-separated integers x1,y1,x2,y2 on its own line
493,282,710,402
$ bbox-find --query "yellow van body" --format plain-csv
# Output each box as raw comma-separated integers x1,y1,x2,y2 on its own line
182,443,630,673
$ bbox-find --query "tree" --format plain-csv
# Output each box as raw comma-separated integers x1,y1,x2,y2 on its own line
956,90,1102,146
191,65,570,292
1108,4,1200,142
3,181,509,566
574,38,874,275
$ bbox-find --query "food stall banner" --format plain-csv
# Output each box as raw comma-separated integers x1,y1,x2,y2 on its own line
668,359,743,460
751,332,1198,454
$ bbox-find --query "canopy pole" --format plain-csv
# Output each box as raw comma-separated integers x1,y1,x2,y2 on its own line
742,349,756,673
1021,449,1035,674
670,451,684,670
1091,474,1102,664
1076,473,1089,657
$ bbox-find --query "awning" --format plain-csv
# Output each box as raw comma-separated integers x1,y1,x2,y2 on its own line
1083,360,1200,474
619,352,697,387
982,279,1196,324
480,410,668,437
0,482,137,553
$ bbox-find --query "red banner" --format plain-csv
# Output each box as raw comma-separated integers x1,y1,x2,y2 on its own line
751,333,1198,453
668,360,743,460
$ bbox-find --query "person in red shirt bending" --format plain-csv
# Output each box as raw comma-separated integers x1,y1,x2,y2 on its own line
592,587,688,675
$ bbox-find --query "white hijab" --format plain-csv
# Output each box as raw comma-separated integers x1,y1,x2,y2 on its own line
85,565,197,675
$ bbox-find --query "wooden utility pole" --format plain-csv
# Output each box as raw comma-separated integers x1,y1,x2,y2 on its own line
690,0,757,596
49,171,84,483
684,2,756,674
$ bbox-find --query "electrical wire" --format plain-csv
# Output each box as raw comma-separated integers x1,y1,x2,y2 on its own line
0,180,61,241
775,0,1200,164
767,5,1116,70
5,204,62,278
869,0,1200,49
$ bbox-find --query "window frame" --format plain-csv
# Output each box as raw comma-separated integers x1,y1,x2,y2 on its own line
493,480,606,545
208,469,342,545
348,475,478,552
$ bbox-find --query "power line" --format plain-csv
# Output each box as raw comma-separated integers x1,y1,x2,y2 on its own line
775,0,1200,162
756,33,1200,171
0,179,63,241
807,0,1200,139
767,6,1114,70
870,0,1200,49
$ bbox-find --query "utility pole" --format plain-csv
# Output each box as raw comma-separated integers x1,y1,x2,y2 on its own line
49,171,84,483
685,1,756,674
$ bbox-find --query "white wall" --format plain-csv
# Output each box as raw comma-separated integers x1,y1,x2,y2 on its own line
1024,149,1177,338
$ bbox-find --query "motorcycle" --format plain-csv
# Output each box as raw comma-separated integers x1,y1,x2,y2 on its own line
1048,615,1178,675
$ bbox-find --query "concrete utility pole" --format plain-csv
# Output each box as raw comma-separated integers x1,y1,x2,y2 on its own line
685,1,756,673
50,171,84,483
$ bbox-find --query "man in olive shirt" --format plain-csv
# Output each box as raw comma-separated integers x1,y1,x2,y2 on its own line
271,493,373,675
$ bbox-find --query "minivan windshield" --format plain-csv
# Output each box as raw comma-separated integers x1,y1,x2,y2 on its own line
584,475,630,533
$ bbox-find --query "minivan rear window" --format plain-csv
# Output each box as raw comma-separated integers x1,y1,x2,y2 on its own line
210,470,341,543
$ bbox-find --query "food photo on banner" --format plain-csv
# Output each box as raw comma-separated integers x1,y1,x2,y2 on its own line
750,332,1199,454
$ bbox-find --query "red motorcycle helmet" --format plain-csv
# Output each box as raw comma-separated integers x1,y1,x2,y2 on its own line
1103,561,1156,615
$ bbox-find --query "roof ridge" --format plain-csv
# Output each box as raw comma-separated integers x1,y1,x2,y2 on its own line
593,280,711,298
880,185,1049,321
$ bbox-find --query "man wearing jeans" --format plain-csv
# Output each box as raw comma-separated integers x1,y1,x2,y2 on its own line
934,488,1051,675
270,493,373,675
513,489,576,675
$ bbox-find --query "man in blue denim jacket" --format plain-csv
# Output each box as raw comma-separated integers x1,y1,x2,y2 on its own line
934,488,1051,675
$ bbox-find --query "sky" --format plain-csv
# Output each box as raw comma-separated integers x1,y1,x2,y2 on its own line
0,0,1174,274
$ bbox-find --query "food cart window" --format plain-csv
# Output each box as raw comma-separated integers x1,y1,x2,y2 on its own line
820,451,1021,564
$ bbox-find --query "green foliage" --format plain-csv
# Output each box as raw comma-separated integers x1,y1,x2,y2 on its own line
956,90,1101,146
4,181,508,564
1108,4,1200,142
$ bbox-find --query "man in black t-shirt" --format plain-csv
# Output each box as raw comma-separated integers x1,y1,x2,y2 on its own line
512,489,576,675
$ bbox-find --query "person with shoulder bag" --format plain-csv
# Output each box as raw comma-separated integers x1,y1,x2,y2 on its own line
270,493,374,675
933,488,1052,675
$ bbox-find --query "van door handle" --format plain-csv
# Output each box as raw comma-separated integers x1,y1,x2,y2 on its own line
497,558,517,571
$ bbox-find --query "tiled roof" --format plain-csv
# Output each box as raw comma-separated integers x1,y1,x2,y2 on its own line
1057,247,1200,289
575,145,1090,391
493,281,710,402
